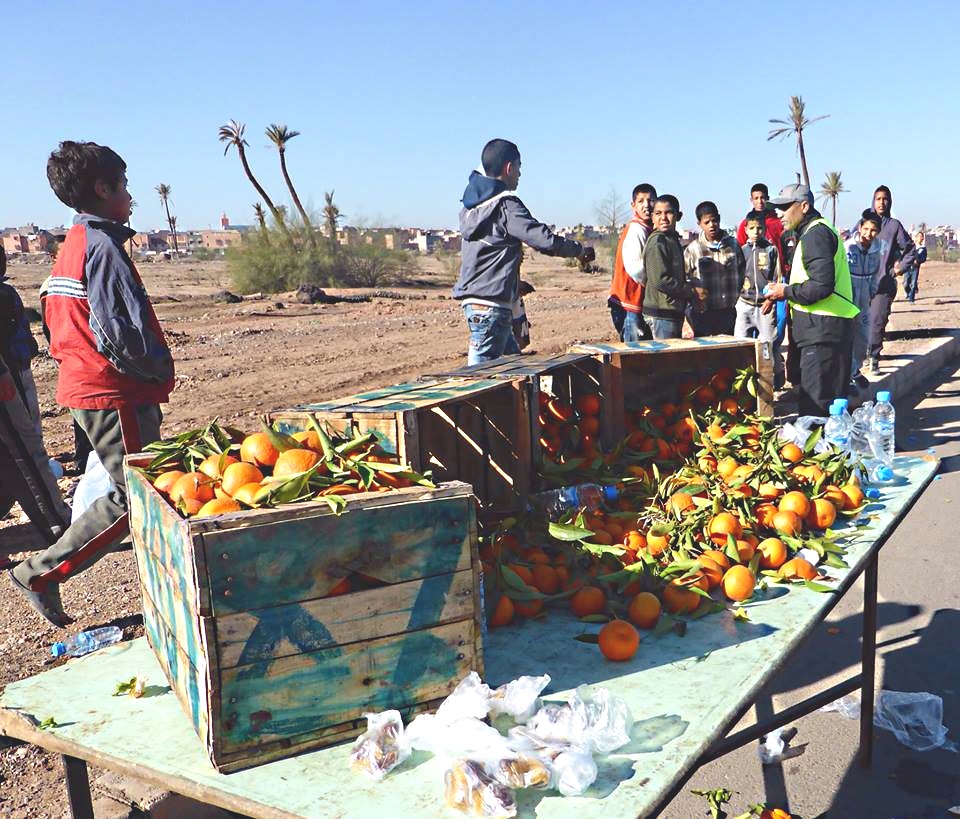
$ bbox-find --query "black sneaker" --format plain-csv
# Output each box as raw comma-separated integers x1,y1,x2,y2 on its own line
869,358,880,376
854,373,870,389
8,570,73,628
847,380,860,397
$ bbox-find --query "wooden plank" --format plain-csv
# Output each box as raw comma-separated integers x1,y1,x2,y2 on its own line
217,619,477,756
214,569,477,668
202,495,474,615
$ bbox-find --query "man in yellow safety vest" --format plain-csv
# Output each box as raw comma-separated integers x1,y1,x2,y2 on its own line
763,183,858,417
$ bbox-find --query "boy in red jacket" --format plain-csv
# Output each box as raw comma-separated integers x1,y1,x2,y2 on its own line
9,141,175,627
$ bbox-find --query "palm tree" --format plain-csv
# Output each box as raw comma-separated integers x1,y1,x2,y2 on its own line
155,183,179,256
265,124,313,234
767,96,829,188
323,191,341,252
818,171,846,225
218,120,284,226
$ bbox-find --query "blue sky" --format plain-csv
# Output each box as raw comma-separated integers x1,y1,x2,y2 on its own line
3,1,957,234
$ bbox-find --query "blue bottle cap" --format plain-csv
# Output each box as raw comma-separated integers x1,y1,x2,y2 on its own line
829,405,842,415
51,642,66,657
875,466,894,481
877,391,891,402
602,485,619,502
836,399,849,409
865,487,881,499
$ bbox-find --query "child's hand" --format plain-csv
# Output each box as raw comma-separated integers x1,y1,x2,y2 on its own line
0,372,15,402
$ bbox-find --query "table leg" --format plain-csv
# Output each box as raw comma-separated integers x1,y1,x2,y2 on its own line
859,553,879,768
62,755,95,819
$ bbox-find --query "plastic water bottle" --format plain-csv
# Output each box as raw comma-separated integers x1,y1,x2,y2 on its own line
869,391,896,479
824,405,849,450
533,483,619,517
850,401,874,455
51,626,123,658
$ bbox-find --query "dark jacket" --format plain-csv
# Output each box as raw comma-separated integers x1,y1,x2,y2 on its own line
736,208,785,265
783,210,853,348
738,239,780,306
0,276,39,371
642,230,694,319
852,214,916,295
453,172,583,305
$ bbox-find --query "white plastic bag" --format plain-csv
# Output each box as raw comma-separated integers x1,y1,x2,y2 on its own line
71,451,112,523
436,672,493,722
488,675,551,722
406,715,508,757
874,691,958,752
779,418,832,455
757,728,786,763
550,749,598,796
524,686,633,755
819,694,861,719
444,759,517,818
349,710,411,781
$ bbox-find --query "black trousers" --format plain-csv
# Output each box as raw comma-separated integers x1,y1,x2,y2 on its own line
690,307,736,337
798,341,853,418
869,277,898,359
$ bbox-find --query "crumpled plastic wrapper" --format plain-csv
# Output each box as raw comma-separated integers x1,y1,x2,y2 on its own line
349,710,411,781
488,675,551,723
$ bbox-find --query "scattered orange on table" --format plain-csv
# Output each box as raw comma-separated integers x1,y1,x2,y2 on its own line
598,619,640,661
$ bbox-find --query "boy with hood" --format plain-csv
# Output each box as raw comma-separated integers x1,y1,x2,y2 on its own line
845,210,883,390
453,139,594,365
684,201,745,336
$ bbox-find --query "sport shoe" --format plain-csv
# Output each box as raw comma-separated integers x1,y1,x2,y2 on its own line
869,358,880,376
854,373,870,389
8,570,73,628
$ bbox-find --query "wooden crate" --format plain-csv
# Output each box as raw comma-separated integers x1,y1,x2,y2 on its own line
570,336,774,441
424,353,608,488
270,378,530,514
124,456,482,773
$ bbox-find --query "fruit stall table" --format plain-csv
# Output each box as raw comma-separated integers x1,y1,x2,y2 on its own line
0,454,938,819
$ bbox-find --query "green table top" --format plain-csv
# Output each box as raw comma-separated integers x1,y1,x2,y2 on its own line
0,455,938,819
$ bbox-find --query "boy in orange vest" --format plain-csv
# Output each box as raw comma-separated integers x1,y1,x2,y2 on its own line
608,184,656,342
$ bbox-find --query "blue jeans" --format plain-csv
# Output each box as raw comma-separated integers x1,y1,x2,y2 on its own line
902,267,919,301
463,303,519,366
609,303,652,342
647,316,683,339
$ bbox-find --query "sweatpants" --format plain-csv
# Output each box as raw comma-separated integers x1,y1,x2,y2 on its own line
868,276,898,360
13,404,162,591
734,300,784,388
798,341,852,418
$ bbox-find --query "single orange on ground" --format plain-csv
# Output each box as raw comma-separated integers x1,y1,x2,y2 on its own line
662,578,701,614
757,537,788,569
195,497,241,517
273,447,322,478
232,482,265,506
779,490,812,518
570,585,606,617
772,509,803,536
708,512,743,544
575,393,602,417
170,472,215,504
531,564,560,595
721,565,756,602
153,470,186,497
805,497,837,530
598,619,640,661
779,557,818,580
760,809,792,819
489,595,514,627
240,432,280,468
628,592,661,629
221,461,265,496
780,443,804,463
198,453,239,480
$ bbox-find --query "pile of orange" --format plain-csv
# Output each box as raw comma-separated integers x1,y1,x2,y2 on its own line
537,390,605,465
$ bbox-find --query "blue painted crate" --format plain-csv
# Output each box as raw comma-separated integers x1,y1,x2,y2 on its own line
125,456,482,772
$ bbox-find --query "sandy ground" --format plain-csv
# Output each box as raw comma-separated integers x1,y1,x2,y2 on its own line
0,255,956,817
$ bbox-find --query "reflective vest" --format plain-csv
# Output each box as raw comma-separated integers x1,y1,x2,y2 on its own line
789,218,859,319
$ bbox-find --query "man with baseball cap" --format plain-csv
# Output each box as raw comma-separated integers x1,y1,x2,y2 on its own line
762,183,858,417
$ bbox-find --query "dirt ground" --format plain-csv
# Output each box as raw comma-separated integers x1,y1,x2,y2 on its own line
0,254,956,817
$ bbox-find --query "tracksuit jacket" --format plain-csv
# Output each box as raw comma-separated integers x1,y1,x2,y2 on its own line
44,214,174,409
738,239,780,306
453,172,583,306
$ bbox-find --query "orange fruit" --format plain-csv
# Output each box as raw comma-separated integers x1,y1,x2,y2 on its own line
221,462,265,496
669,492,695,515
717,457,739,479
153,470,186,497
170,472,215,504
706,423,726,442
587,530,614,546
805,497,837,530
662,578,701,614
700,549,732,571
697,556,725,590
821,484,847,509
546,398,574,423
513,593,544,618
721,565,756,602
292,430,325,453
195,497,241,518
570,586,606,617
232,482,265,506
580,416,601,436
489,595,514,627
841,483,865,510
780,443,804,463
603,522,625,542
757,537,788,569
694,385,717,406
736,539,756,563
772,509,802,536
240,432,280,468
698,455,718,473
779,557,818,580
623,530,647,551
575,394,602,417
273,448,322,478
507,564,533,585
598,619,640,661
628,592,662,629
198,453,239,480
758,482,782,500
754,502,779,529
708,512,743,544
646,529,671,557
760,810,792,819
523,548,551,565
531,564,560,595
779,490,812,518
178,497,204,516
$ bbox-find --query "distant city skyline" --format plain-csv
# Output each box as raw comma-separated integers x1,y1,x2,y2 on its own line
2,1,957,235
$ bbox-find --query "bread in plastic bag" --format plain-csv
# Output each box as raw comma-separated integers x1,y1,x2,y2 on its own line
525,685,633,755
488,675,551,722
444,759,517,818
349,710,410,780
488,754,551,790
436,672,493,722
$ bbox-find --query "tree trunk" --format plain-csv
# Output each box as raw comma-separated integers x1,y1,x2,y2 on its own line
797,131,811,188
162,199,179,256
236,144,284,227
278,149,313,234
831,195,837,226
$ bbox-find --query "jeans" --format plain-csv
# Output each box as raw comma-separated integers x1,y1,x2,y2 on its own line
463,303,519,366
902,266,919,301
647,316,683,339
850,276,873,378
609,303,652,342
734,300,784,388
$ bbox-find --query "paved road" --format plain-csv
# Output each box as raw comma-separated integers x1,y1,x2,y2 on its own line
664,363,960,819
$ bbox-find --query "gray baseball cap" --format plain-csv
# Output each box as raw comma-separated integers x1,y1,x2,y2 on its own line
769,183,814,209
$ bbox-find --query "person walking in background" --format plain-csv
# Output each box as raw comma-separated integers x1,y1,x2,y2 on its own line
858,185,916,375
845,210,883,392
684,201,745,336
763,183,858,417
608,183,656,342
901,230,927,303
453,139,595,365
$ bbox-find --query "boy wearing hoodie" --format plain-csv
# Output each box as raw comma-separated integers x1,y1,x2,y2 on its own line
734,212,783,387
845,210,883,390
684,201,745,336
453,139,594,365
